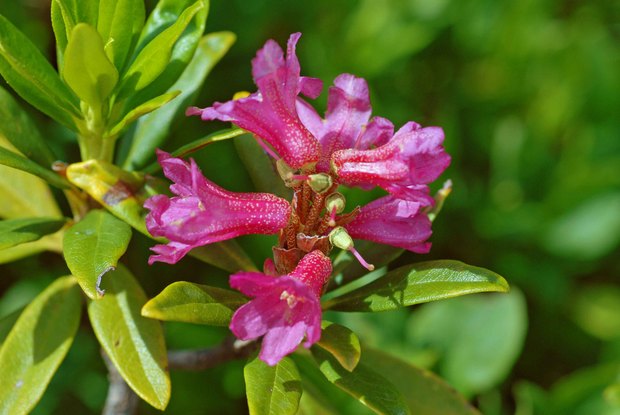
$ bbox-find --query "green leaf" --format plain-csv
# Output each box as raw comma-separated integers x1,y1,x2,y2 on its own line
117,0,205,98
108,90,180,137
314,321,361,372
124,31,235,170
0,217,66,250
63,23,118,107
0,146,71,189
97,0,145,70
0,308,22,346
189,240,258,272
234,133,292,199
0,14,80,128
63,209,132,300
142,127,245,174
50,0,99,67
408,290,527,396
244,355,302,415
127,0,209,104
311,346,411,415
0,277,81,415
362,348,480,415
323,260,509,312
0,137,62,221
65,159,151,235
88,264,170,410
0,236,62,264
0,86,56,167
142,281,246,325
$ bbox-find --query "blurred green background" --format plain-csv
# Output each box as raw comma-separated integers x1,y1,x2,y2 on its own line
1,0,619,413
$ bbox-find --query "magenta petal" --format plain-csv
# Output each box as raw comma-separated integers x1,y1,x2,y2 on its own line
230,272,278,297
355,116,394,150
190,34,320,168
260,321,307,366
147,241,194,265
346,196,433,253
145,152,291,264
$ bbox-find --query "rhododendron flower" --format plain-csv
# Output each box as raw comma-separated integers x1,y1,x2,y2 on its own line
188,33,322,169
145,150,291,264
229,250,332,365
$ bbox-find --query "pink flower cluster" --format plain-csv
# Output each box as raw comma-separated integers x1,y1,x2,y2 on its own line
146,33,450,365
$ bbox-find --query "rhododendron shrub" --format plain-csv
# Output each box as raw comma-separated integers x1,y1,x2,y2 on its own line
0,2,508,414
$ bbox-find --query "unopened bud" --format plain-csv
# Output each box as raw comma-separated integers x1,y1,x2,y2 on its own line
307,173,332,194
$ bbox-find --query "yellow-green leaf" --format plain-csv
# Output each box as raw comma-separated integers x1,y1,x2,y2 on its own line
63,23,119,107
0,217,66,250
97,0,145,70
0,277,81,415
63,209,132,299
142,281,246,325
245,355,302,415
323,260,509,312
314,321,361,372
0,146,71,189
88,264,170,410
108,90,180,137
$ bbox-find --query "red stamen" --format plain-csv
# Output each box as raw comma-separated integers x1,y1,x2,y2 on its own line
350,246,375,271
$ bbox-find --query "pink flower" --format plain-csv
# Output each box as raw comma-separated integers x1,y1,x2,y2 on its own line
145,150,291,264
331,121,451,200
229,250,332,365
345,196,433,254
187,33,321,169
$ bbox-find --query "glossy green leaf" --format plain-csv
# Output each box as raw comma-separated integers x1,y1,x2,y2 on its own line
0,217,66,250
323,260,509,312
66,159,151,234
97,0,145,70
234,133,292,199
244,355,302,415
127,0,208,103
312,346,410,415
118,0,205,97
63,209,132,300
142,281,246,326
0,86,56,166
0,146,71,189
142,127,245,174
88,264,170,410
125,31,235,170
362,348,480,415
189,240,258,272
108,90,180,137
63,23,118,107
0,277,81,415
0,14,80,128
314,321,361,372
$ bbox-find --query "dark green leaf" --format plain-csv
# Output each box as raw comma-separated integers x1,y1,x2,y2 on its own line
142,281,246,326
0,277,81,415
0,308,22,346
314,321,361,372
0,14,80,128
125,31,235,170
63,23,118,107
189,240,258,272
244,355,302,415
88,264,170,410
362,348,480,415
323,260,509,312
108,90,180,137
0,146,71,189
311,347,410,415
63,209,132,300
0,86,56,166
0,217,66,250
97,0,145,70
117,0,205,98
234,133,292,199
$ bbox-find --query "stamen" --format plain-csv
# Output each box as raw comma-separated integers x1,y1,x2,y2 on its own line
328,206,337,227
350,247,375,271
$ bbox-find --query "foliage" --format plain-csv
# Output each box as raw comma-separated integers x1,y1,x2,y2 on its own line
0,0,618,414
